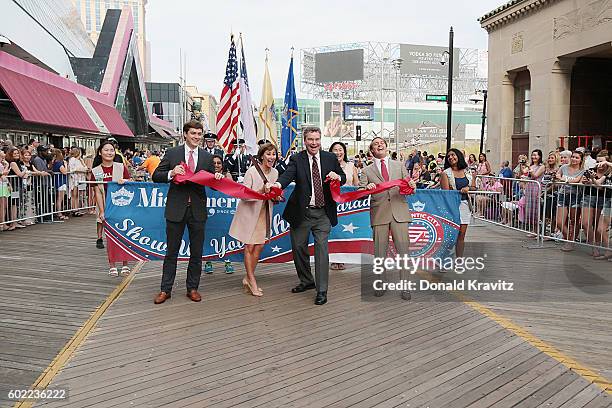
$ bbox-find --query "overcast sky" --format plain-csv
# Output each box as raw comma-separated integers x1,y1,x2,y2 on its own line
147,0,504,102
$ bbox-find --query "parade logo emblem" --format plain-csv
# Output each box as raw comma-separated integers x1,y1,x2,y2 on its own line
411,200,426,212
409,212,445,258
111,187,135,207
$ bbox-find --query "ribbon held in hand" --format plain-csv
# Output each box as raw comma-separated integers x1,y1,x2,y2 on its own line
328,178,415,203
173,162,283,201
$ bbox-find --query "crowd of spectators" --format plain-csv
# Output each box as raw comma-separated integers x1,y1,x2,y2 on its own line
2,135,610,258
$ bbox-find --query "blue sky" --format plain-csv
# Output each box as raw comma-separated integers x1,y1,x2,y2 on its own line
147,0,505,101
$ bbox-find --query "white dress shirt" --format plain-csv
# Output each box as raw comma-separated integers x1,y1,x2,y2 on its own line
168,145,199,180
373,156,389,179
308,151,323,207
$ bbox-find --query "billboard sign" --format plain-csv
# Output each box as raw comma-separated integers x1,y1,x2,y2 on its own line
315,49,364,83
343,102,375,121
400,44,460,77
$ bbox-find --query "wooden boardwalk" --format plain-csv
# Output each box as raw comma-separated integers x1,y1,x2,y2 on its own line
0,216,124,406
0,216,610,407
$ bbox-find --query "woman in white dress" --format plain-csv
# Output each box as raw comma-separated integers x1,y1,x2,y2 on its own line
68,147,89,216
329,142,358,270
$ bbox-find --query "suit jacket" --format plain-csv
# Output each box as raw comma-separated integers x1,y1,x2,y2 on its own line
224,153,252,180
277,150,346,228
359,158,412,226
152,145,214,222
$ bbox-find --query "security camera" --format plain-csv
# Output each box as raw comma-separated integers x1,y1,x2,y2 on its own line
0,35,11,47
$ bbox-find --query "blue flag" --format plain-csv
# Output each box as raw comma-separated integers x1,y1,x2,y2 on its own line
281,56,298,157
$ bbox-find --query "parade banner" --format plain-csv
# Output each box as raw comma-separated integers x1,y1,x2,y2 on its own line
103,183,461,263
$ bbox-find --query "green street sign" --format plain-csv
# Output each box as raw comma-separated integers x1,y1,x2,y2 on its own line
426,94,447,102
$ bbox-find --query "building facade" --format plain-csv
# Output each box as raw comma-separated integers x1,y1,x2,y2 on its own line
0,4,174,151
146,82,194,134
71,0,150,80
480,0,612,166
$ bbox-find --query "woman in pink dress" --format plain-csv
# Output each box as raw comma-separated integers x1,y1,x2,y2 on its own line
229,143,279,297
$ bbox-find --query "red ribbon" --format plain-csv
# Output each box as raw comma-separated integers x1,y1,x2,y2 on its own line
173,162,283,201
329,178,415,203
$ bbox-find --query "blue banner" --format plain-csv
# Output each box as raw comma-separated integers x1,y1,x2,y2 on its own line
104,183,460,263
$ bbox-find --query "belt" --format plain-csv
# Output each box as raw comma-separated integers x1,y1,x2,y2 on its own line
307,205,324,209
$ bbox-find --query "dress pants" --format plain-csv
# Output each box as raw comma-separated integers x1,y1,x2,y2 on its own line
373,220,411,282
290,208,331,292
161,205,205,293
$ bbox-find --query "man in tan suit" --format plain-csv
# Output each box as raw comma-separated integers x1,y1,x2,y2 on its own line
360,137,416,300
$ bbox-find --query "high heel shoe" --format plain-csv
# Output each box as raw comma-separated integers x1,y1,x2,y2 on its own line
242,278,263,297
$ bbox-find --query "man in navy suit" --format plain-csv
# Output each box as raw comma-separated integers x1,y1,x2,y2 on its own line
152,120,215,304
270,127,346,305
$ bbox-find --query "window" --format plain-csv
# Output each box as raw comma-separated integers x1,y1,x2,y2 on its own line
133,5,139,33
513,71,531,135
85,0,91,31
95,0,101,31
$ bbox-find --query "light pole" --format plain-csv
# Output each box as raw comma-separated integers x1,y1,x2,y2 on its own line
380,51,389,142
441,27,454,152
392,58,403,155
469,90,488,154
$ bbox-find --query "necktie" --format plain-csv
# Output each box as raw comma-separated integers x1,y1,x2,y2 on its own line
381,158,390,182
312,156,325,207
188,150,195,172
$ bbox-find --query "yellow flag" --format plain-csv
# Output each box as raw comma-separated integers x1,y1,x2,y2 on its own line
257,58,278,145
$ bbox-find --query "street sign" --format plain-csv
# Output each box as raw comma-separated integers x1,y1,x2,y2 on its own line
426,94,447,102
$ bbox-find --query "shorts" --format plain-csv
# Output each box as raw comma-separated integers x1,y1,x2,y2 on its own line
557,193,580,208
57,184,67,192
459,200,471,225
581,195,604,209
0,183,9,198
602,199,612,217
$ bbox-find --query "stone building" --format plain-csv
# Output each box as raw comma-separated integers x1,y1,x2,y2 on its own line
480,0,612,165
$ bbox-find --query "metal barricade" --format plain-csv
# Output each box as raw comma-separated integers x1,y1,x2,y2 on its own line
541,180,612,253
471,175,543,241
0,171,96,227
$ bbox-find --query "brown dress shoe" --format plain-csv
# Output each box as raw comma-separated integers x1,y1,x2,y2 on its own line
186,289,202,302
154,291,171,304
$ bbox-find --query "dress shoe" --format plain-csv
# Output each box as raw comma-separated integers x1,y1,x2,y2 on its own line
154,291,171,304
186,289,202,302
291,282,316,293
373,289,386,297
401,290,411,301
314,291,327,305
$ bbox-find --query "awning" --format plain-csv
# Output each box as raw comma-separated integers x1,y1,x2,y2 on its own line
0,66,99,133
88,99,133,137
149,122,174,140
0,51,133,137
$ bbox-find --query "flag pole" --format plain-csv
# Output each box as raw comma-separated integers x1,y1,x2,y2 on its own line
263,48,269,143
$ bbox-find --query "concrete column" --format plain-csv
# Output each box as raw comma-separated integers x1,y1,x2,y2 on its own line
548,59,574,151
499,73,515,167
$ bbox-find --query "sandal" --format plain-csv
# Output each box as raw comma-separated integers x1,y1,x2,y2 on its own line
108,267,118,277
120,266,131,276
337,263,346,270
330,263,339,270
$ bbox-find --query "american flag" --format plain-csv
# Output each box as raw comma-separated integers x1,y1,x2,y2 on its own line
216,36,240,152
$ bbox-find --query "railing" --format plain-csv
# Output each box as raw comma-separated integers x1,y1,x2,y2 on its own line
540,180,611,253
471,175,543,240
0,172,96,227
470,174,612,253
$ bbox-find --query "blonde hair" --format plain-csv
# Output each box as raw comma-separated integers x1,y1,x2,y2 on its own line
546,151,559,170
70,147,82,159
